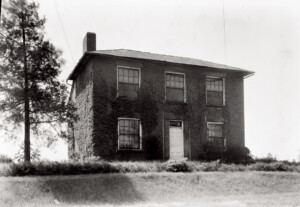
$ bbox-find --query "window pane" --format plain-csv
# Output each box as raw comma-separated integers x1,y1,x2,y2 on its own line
118,67,139,98
207,91,223,105
119,68,124,75
166,73,185,101
118,119,140,149
166,88,184,102
123,68,128,76
206,78,223,92
207,123,224,149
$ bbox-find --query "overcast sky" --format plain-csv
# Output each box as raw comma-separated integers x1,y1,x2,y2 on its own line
1,0,300,161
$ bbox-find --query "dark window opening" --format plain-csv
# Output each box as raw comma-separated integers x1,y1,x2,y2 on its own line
118,67,139,99
207,123,224,149
118,119,141,149
206,77,224,106
166,73,185,102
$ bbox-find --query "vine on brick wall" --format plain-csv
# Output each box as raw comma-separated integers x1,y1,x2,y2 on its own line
92,79,160,160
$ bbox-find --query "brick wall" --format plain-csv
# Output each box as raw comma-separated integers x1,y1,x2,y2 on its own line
70,61,94,159
88,56,245,160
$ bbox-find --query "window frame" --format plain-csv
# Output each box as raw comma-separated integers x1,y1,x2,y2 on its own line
116,66,141,98
117,117,142,150
206,122,225,148
165,71,186,103
205,76,225,106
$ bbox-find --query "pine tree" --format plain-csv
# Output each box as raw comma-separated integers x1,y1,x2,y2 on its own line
0,0,75,163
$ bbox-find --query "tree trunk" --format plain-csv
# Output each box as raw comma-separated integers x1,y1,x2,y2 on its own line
22,23,30,164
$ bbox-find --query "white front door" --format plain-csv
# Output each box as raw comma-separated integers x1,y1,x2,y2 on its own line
169,121,184,160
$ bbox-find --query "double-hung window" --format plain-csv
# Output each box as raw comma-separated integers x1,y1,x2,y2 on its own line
118,118,142,150
118,66,140,99
206,77,224,106
207,122,224,148
165,72,185,102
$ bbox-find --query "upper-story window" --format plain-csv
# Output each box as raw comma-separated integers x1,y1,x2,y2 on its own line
117,66,140,99
165,72,185,102
206,77,225,106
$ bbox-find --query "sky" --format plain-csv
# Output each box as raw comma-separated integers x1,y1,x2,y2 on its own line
1,0,300,161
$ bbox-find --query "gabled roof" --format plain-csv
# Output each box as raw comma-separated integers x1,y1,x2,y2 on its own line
67,49,254,80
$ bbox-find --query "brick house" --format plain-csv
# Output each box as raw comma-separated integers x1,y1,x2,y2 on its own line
67,32,254,160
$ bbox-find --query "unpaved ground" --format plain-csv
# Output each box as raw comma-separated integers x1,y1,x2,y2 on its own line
1,172,300,207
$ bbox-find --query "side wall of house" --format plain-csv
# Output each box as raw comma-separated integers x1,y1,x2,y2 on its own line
91,56,246,160
226,73,245,147
69,61,94,159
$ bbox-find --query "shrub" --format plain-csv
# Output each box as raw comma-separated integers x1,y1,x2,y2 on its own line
1,159,300,177
144,136,162,160
222,146,254,164
248,162,299,172
254,153,277,163
0,154,13,163
14,145,40,162
5,161,119,176
161,159,192,172
201,160,222,172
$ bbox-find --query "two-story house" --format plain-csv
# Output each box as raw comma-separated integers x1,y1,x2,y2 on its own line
67,32,254,160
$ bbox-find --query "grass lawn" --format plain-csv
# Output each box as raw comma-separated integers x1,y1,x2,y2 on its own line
0,171,300,207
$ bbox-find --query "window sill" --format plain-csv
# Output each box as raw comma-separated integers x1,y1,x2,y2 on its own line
117,149,144,152
164,100,187,105
206,104,225,108
116,96,137,101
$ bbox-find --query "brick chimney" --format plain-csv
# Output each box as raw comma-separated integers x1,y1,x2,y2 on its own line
83,32,96,53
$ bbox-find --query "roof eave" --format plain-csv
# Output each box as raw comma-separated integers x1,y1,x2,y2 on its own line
67,52,254,81
67,52,91,81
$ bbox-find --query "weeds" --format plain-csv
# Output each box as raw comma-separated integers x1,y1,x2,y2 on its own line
1,159,300,177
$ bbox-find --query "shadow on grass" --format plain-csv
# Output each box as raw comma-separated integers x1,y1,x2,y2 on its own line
44,173,145,205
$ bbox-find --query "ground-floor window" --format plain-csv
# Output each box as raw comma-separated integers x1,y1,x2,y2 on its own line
207,122,224,148
118,118,142,149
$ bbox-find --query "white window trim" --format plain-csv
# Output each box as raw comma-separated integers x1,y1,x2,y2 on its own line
116,66,141,98
117,117,142,150
165,71,186,103
207,122,225,147
205,76,225,106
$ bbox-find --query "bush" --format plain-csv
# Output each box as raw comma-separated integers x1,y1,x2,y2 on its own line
222,146,254,164
200,160,222,172
6,161,119,176
0,154,13,163
254,153,277,163
161,159,192,172
144,136,162,160
112,161,155,173
248,162,300,172
1,159,300,177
